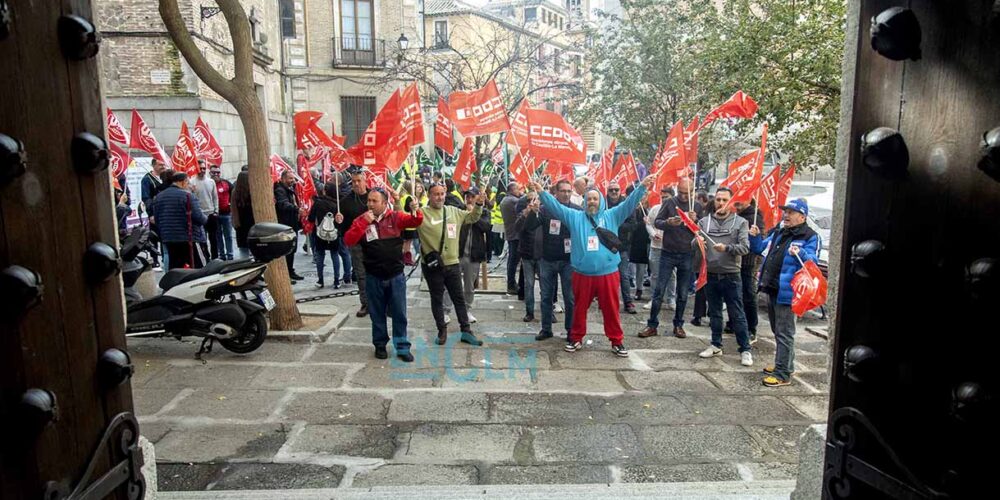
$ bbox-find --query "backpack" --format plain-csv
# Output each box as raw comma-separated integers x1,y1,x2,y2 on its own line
317,212,339,241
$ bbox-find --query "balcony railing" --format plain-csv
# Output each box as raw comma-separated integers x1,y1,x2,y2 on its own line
332,36,385,68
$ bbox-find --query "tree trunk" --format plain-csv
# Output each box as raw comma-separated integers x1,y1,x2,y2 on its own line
159,0,302,329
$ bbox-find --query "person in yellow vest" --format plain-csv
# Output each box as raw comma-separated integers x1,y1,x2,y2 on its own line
489,187,505,261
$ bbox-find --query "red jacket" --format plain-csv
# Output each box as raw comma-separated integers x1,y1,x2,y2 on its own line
344,208,423,279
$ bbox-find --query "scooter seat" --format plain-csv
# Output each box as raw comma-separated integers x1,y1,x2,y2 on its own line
159,260,229,291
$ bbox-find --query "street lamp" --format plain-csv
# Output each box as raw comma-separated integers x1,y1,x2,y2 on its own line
397,33,409,51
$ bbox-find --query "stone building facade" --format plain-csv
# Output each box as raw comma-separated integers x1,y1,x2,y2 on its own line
96,0,415,178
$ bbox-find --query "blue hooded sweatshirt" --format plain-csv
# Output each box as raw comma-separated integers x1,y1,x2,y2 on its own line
539,184,647,276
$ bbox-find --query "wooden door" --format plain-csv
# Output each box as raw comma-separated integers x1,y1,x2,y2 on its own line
1,1,141,499
826,1,1000,498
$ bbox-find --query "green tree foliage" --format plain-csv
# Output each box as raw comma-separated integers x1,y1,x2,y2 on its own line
574,0,846,168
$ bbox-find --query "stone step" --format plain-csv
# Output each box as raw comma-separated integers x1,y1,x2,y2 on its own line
157,480,794,499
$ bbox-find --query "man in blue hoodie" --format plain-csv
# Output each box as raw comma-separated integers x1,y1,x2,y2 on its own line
528,175,654,357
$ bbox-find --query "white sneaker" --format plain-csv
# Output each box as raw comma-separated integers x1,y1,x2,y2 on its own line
444,314,451,325
740,351,753,366
468,313,477,323
699,346,723,358
643,302,652,310
554,303,563,313
667,299,676,310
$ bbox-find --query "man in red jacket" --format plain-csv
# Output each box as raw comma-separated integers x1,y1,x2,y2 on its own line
344,188,423,361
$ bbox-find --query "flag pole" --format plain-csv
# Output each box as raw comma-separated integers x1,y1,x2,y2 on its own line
335,167,341,214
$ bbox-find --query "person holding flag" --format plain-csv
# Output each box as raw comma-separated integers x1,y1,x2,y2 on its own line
639,178,703,339
527,175,655,358
692,187,754,366
729,199,766,343
274,169,305,283
751,198,820,387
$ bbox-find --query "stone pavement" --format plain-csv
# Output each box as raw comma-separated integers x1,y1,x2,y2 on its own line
132,250,830,492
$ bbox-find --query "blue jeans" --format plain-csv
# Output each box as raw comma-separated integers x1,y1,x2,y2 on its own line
539,259,574,334
523,258,538,315
767,293,796,381
365,273,410,353
647,250,693,328
336,239,352,282
216,214,234,260
618,250,633,305
310,233,342,284
706,273,751,353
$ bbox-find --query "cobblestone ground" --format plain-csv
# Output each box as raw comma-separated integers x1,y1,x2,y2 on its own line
132,251,830,491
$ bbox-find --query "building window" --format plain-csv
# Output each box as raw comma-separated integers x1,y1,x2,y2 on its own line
280,0,296,39
525,7,536,21
340,0,374,51
341,96,377,147
553,49,561,73
434,20,449,48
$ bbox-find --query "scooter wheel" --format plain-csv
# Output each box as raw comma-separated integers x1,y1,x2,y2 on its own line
218,312,268,354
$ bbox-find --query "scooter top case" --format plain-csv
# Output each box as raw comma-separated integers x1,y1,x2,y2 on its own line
248,223,296,262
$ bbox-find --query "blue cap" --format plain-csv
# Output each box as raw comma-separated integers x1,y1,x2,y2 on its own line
780,198,809,217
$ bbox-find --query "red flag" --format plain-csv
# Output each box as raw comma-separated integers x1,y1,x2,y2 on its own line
171,122,199,176
508,148,534,185
109,141,133,178
452,137,477,190
595,139,616,194
544,159,572,182
684,117,700,164
695,236,708,291
491,145,505,167
107,109,129,146
776,165,796,209
757,166,782,230
270,154,294,184
296,167,318,233
653,121,687,190
506,98,531,148
347,90,406,173
724,123,767,210
434,97,454,153
611,151,640,191
676,207,700,235
524,108,587,164
701,90,759,128
400,83,425,148
192,117,224,166
791,260,827,316
448,80,509,137
129,109,171,167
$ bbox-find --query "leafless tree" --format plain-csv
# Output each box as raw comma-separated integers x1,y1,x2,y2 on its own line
159,0,302,329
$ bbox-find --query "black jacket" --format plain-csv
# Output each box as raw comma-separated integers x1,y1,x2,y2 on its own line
654,196,704,253
307,195,339,234
459,207,491,262
337,190,369,234
736,202,766,271
525,198,580,262
273,183,301,230
608,195,637,252
514,196,543,260
629,207,651,264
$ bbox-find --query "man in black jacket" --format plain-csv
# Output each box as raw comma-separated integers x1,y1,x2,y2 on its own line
335,169,371,317
639,178,702,339
525,180,579,340
608,185,638,314
513,192,544,322
274,170,304,282
458,188,491,322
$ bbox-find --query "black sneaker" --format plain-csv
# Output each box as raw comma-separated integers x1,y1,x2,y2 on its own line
374,346,388,359
535,330,554,341
290,272,305,281
522,314,535,322
564,341,583,352
397,352,414,363
612,343,629,357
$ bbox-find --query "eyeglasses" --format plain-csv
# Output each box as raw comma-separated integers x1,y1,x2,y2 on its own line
557,189,573,194
608,188,620,192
